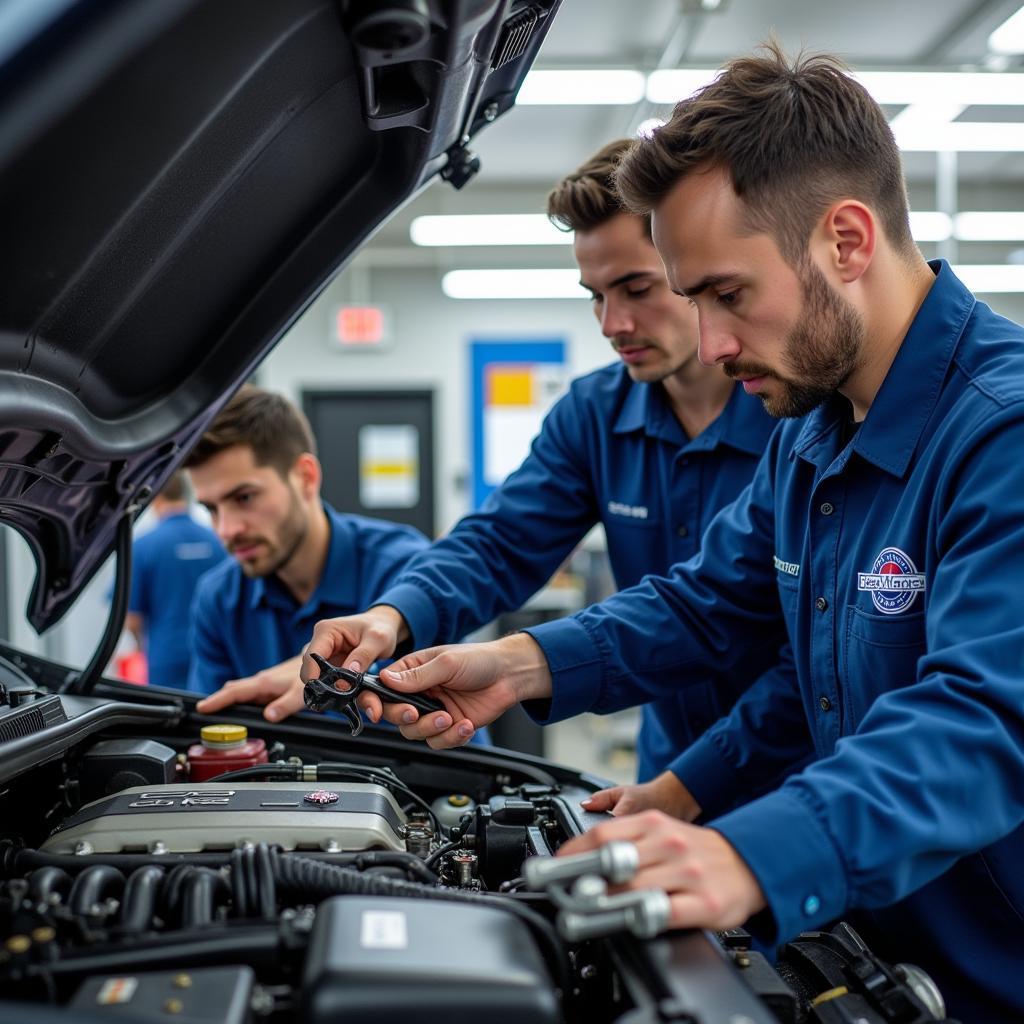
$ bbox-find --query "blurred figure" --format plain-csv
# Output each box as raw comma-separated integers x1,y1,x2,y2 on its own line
123,471,227,687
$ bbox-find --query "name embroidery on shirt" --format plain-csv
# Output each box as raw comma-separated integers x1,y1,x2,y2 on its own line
857,546,926,614
175,542,215,560
607,501,649,520
773,555,800,577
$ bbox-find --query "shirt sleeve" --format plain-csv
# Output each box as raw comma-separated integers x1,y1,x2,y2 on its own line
186,575,237,695
371,385,600,647
522,429,787,724
712,409,1024,946
667,643,815,819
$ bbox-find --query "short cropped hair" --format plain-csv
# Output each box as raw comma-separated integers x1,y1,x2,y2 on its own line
615,41,916,265
185,385,316,477
158,470,188,503
547,138,650,237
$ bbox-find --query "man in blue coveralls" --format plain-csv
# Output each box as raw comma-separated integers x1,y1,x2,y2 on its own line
325,46,1024,1022
182,385,431,704
123,471,226,687
198,139,788,801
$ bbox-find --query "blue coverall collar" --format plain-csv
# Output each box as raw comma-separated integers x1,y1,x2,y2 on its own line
792,260,975,478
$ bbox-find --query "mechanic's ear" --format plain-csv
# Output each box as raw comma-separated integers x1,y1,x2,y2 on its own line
291,452,322,501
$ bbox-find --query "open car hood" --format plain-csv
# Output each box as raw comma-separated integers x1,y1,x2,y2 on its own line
0,0,560,631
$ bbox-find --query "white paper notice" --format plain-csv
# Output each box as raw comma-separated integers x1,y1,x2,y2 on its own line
359,425,419,508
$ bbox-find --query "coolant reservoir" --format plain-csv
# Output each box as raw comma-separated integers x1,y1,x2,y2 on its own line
187,724,268,782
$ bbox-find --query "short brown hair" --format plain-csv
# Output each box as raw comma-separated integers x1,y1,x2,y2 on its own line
185,385,316,476
615,42,915,264
547,138,650,237
158,470,188,503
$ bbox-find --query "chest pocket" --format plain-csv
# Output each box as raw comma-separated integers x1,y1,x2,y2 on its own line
841,606,926,731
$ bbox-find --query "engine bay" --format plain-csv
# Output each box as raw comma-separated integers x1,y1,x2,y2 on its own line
0,654,953,1024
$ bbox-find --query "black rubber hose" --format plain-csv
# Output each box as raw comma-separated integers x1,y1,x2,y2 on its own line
181,868,228,929
24,927,285,981
254,843,276,921
118,865,165,934
230,850,249,919
5,846,434,880
68,865,125,919
27,866,72,905
271,850,570,995
66,511,133,696
160,863,194,928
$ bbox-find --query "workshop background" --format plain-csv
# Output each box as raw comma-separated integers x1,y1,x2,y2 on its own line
4,0,1024,782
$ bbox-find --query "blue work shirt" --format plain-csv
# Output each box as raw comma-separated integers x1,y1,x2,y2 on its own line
128,512,226,687
526,262,1024,1023
188,506,489,744
374,363,778,780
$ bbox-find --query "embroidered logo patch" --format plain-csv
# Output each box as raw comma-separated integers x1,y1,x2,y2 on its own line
607,501,648,520
857,547,926,614
773,555,800,577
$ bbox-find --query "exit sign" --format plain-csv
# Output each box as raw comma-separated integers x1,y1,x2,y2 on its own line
332,305,391,348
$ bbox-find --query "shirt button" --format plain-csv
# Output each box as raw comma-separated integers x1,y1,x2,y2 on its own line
802,894,821,916
677,525,689,538
815,596,829,612
820,501,835,516
819,696,832,712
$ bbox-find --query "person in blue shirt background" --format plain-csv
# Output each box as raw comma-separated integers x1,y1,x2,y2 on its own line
204,139,787,793
184,386,498,741
122,470,227,687
333,45,1024,1023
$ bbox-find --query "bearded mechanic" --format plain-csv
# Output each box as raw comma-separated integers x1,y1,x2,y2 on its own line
200,139,790,801
323,46,1024,1023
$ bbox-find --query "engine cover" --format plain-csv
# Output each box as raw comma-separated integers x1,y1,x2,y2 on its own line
41,782,408,854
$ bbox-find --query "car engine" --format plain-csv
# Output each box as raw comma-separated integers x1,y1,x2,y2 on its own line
0,663,955,1024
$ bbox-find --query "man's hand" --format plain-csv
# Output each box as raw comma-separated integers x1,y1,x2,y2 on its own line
195,655,305,722
302,605,409,678
558,811,765,931
334,633,553,749
582,771,702,822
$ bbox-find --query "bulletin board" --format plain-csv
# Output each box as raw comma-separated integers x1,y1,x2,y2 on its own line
470,339,567,508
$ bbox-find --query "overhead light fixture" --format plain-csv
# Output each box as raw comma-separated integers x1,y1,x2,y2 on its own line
440,264,1024,298
954,212,1024,240
411,215,569,247
442,269,588,299
646,68,1024,108
636,117,666,138
952,264,1024,292
517,70,645,105
416,211,1024,247
989,4,1024,54
892,121,1024,151
909,211,952,242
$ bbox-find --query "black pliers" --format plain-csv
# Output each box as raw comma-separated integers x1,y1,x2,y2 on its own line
303,653,445,737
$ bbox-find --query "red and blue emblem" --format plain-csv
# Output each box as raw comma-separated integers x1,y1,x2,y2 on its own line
857,547,926,614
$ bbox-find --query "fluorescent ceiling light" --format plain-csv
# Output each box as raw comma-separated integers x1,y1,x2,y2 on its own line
441,264,1024,298
955,212,1024,240
909,211,952,242
636,117,666,138
892,121,1024,151
646,68,1024,108
989,5,1024,54
442,269,587,299
645,68,719,104
952,264,1024,292
517,70,645,105
417,211,1024,247
412,215,568,247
